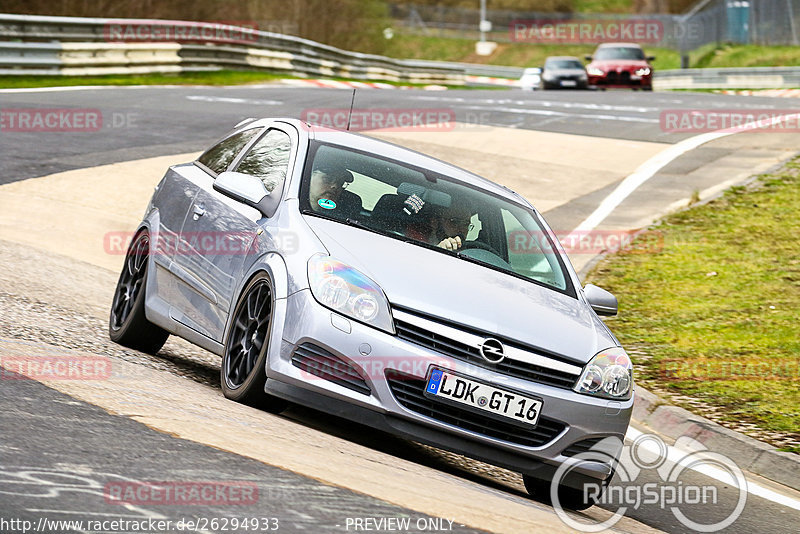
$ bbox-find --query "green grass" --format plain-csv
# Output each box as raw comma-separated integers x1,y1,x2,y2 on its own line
587,160,800,446
384,33,681,70
0,70,291,89
692,43,800,68
573,0,633,12
0,69,487,90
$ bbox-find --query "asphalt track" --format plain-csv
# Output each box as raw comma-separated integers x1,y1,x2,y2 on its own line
1,85,799,533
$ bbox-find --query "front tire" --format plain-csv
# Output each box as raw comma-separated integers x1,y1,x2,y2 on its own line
221,273,288,412
109,231,169,354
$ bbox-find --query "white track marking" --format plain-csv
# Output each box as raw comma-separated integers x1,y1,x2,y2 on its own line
570,112,800,234
185,95,282,105
463,104,659,123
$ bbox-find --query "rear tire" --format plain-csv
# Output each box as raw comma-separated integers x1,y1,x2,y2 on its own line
109,231,169,354
522,474,598,511
220,273,288,413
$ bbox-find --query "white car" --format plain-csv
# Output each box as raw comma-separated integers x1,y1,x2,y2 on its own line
518,67,542,90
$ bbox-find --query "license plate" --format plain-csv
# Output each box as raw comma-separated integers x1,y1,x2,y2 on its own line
560,80,577,87
425,368,542,426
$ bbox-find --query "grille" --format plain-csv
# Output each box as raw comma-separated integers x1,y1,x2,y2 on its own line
605,71,619,83
291,343,370,395
394,311,578,390
562,437,606,457
386,370,565,448
619,70,631,83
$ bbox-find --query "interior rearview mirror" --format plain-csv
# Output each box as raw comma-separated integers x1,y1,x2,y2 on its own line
213,171,277,218
584,284,618,316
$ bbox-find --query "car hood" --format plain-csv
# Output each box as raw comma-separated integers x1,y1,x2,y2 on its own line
306,217,616,364
545,68,587,77
588,59,650,71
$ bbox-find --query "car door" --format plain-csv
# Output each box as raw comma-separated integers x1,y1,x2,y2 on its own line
172,127,293,342
160,126,263,336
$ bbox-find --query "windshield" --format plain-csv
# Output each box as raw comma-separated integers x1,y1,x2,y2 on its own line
546,59,584,70
299,142,573,295
594,47,645,60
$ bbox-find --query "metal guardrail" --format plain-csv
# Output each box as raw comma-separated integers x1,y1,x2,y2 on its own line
654,67,800,89
0,13,465,84
2,13,798,90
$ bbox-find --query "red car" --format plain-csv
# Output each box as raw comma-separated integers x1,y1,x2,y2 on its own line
585,43,654,90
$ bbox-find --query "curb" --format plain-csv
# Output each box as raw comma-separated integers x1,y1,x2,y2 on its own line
633,387,800,492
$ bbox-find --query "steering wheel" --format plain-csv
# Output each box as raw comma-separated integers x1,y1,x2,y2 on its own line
460,240,502,257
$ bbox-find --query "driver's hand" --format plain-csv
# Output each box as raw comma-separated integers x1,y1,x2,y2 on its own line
437,236,461,251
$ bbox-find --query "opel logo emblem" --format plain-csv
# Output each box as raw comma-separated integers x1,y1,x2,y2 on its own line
480,338,505,364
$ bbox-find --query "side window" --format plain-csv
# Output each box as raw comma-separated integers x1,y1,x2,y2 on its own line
197,128,260,175
502,208,564,289
234,129,291,193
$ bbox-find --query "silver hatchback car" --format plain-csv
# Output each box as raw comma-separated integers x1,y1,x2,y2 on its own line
109,118,633,509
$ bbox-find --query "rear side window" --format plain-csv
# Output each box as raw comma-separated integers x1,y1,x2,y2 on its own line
233,129,292,193
197,128,260,175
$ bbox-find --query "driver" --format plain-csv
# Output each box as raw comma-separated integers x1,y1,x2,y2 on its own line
308,163,357,215
436,202,472,251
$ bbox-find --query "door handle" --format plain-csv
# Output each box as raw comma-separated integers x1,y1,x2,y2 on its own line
192,204,206,219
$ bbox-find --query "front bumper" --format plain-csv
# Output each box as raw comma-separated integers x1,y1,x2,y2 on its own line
267,289,633,481
589,72,652,88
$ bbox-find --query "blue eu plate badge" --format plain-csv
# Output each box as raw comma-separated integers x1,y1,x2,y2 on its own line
427,369,443,394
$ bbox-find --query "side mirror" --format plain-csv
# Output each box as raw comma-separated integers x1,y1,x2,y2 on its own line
213,171,277,217
584,284,618,316
646,56,655,62
585,55,592,61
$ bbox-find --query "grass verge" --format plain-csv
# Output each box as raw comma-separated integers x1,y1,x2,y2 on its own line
0,70,290,89
384,33,681,70
587,158,800,450
0,70,486,90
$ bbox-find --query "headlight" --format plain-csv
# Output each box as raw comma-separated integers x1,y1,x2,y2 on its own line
542,72,554,81
574,347,633,400
635,67,651,76
587,67,604,76
307,255,394,333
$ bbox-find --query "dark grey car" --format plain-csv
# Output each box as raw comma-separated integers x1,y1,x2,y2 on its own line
540,56,589,90
109,118,633,509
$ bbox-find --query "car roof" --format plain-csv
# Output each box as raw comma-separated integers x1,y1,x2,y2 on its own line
596,42,643,49
245,118,529,207
545,56,582,61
